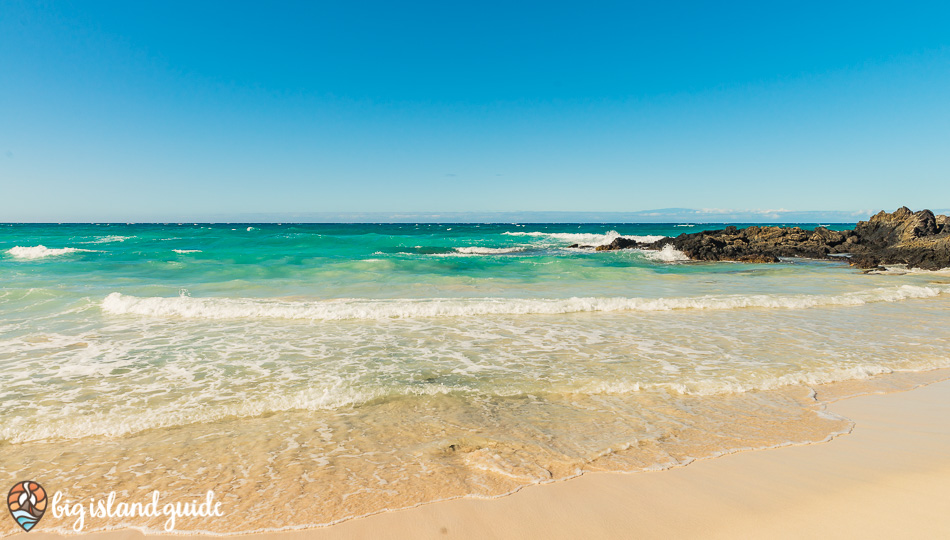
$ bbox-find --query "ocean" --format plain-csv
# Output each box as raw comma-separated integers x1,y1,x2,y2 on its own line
2,222,949,534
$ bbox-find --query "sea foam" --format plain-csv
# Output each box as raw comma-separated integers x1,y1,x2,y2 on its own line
81,235,133,244
101,284,950,321
453,246,526,255
502,230,666,246
0,381,380,443
6,245,98,260
643,244,690,262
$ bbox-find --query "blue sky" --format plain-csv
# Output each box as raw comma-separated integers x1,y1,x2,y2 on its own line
1,1,949,221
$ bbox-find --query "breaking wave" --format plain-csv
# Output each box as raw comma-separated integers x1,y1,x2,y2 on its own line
642,245,690,262
101,285,950,321
502,230,666,246
6,246,98,260
81,235,133,244
453,246,527,255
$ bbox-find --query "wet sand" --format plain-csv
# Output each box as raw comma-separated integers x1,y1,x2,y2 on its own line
22,376,950,539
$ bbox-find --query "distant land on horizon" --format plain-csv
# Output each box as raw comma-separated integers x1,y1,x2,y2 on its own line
8,207,950,224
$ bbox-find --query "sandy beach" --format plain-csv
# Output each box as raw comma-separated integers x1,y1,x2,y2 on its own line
18,374,950,540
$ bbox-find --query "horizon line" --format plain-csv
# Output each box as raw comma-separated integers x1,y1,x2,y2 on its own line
4,207,947,224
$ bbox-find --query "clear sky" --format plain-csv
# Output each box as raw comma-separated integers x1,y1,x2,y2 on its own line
1,1,949,221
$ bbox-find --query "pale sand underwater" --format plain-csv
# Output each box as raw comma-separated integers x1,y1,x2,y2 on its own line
19,371,950,539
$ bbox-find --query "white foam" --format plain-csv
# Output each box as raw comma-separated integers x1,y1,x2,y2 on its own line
877,265,950,276
629,235,666,243
580,363,950,398
81,235,132,244
101,284,950,322
6,245,98,260
642,245,690,262
0,381,379,443
502,230,666,246
653,364,902,396
172,249,202,253
453,246,526,255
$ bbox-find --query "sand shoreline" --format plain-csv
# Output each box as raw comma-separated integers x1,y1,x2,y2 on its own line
17,371,950,539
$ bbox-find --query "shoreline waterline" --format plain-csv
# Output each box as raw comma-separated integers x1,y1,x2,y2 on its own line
6,367,950,538
3,367,948,537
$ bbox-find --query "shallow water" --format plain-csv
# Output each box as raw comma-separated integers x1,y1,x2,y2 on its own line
1,223,949,534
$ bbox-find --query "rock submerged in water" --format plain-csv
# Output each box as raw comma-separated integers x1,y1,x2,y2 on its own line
596,207,950,270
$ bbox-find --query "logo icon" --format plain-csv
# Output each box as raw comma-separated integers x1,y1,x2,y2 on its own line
7,481,47,532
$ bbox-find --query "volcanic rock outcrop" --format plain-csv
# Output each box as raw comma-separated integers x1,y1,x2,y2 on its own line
596,207,950,270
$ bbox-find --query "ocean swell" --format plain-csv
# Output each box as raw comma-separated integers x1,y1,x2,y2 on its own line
101,285,950,321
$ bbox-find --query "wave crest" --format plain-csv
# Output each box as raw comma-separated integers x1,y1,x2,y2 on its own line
101,285,950,321
642,245,690,262
453,246,526,255
502,230,665,246
6,245,98,260
81,235,132,244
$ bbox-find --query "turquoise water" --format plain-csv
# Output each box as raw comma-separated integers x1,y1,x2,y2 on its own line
0,222,861,320
2,222,950,533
